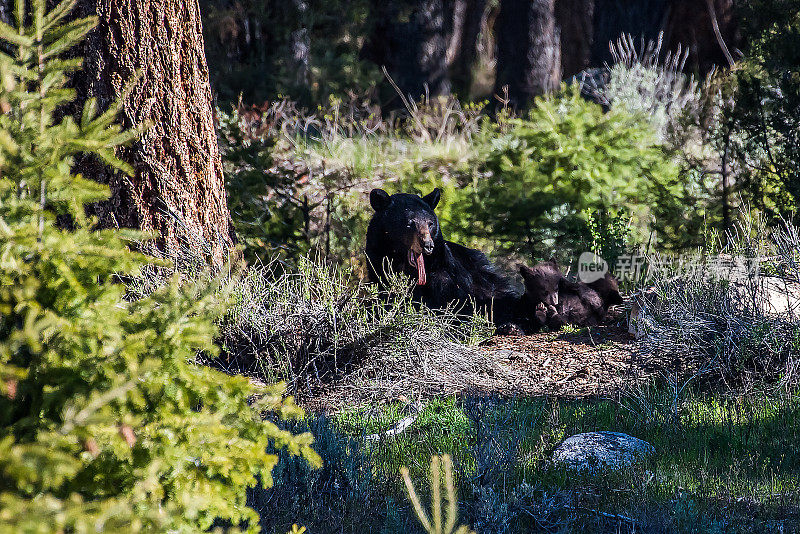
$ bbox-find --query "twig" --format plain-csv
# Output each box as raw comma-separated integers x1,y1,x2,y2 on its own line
365,401,424,442
565,505,637,525
705,0,735,68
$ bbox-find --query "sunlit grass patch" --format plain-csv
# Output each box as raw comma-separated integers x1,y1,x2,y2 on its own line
323,388,800,532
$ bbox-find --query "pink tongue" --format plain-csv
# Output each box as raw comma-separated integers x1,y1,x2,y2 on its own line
416,252,427,286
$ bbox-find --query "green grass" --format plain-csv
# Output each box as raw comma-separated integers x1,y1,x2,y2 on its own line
326,389,800,532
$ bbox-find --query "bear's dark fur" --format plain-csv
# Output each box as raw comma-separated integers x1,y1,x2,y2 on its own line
366,188,521,325
518,262,623,329
516,261,563,328
587,272,624,311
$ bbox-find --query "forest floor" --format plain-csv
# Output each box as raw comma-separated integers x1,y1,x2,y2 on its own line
305,309,697,412
477,321,658,398
266,312,800,533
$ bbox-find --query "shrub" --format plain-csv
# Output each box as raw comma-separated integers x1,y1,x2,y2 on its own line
731,1,800,220
218,108,310,265
0,2,319,531
635,215,800,387
585,208,632,270
601,33,703,146
586,34,743,252
467,86,680,263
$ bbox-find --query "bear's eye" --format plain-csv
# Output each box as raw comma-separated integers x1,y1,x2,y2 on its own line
428,221,436,230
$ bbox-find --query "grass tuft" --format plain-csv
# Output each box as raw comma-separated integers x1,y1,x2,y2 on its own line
219,257,494,407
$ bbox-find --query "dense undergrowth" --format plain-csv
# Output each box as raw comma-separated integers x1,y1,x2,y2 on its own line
208,236,800,532
3,1,800,533
217,257,492,405
635,215,800,388
218,72,685,270
212,26,800,530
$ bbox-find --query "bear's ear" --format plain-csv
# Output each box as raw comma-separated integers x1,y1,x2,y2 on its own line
518,263,534,279
370,189,391,211
422,188,441,209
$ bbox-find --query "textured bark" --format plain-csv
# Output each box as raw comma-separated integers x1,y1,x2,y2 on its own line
67,0,236,267
556,0,595,79
494,0,560,109
362,0,451,105
445,0,487,97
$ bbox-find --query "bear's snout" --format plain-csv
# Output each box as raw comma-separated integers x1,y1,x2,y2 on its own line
412,219,435,255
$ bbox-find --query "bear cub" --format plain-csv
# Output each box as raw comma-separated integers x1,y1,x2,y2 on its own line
365,188,520,324
518,261,623,330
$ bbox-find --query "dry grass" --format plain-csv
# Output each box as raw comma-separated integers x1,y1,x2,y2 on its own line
218,257,498,409
634,216,800,389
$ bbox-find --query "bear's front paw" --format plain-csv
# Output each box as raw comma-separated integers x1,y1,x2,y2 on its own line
535,302,547,323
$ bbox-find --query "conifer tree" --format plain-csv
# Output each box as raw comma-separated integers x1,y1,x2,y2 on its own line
0,1,320,531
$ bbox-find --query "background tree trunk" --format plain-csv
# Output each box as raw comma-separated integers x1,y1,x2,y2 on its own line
494,0,560,110
665,0,738,74
67,0,236,267
590,0,669,66
445,0,487,97
556,0,594,79
362,0,451,106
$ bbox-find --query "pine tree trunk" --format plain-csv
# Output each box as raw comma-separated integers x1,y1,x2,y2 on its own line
590,0,669,66
362,0,451,105
494,0,560,109
445,0,487,97
68,0,236,268
556,0,594,79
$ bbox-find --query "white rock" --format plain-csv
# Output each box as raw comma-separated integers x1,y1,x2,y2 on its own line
745,276,800,317
552,431,654,472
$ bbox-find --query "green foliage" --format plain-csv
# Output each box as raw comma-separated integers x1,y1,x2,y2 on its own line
465,86,679,262
0,2,319,532
731,0,800,219
218,109,310,265
584,208,632,267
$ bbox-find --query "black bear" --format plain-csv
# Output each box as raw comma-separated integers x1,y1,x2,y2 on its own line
366,188,521,325
518,262,623,329
516,261,563,327
587,272,624,311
